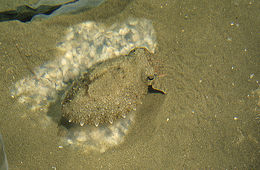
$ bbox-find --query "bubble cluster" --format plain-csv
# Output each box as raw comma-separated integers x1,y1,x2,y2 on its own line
62,111,135,153
11,18,157,152
12,18,157,111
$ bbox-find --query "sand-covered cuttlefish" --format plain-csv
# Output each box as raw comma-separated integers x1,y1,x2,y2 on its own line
60,48,166,129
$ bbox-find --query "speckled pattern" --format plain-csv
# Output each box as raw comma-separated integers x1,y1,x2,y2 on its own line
10,18,158,153
61,48,155,127
11,18,157,111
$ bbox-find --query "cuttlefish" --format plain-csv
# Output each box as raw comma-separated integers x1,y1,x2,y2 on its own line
60,48,166,128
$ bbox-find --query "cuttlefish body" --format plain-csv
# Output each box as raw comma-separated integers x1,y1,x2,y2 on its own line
61,48,166,127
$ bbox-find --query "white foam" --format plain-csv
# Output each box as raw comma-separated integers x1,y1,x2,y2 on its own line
12,18,157,111
11,18,157,152
61,111,135,153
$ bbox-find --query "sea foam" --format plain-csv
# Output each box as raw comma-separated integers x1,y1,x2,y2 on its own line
11,18,157,152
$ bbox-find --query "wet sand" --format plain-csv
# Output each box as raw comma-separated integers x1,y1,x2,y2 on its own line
0,0,259,169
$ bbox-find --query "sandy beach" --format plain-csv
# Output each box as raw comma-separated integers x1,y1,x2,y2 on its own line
0,0,259,169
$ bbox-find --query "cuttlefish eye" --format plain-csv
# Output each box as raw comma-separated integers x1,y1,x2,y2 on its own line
147,75,155,80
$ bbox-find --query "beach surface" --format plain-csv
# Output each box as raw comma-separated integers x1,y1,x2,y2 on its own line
0,0,259,169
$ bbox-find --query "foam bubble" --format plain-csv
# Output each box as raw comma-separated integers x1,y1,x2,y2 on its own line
61,112,135,153
11,18,157,152
12,18,157,111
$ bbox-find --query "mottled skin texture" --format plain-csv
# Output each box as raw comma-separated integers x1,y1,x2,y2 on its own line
61,48,163,127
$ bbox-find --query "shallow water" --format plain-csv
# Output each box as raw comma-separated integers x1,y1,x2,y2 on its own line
0,0,259,169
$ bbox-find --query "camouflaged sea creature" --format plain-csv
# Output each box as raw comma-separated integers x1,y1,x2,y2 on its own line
61,48,165,127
